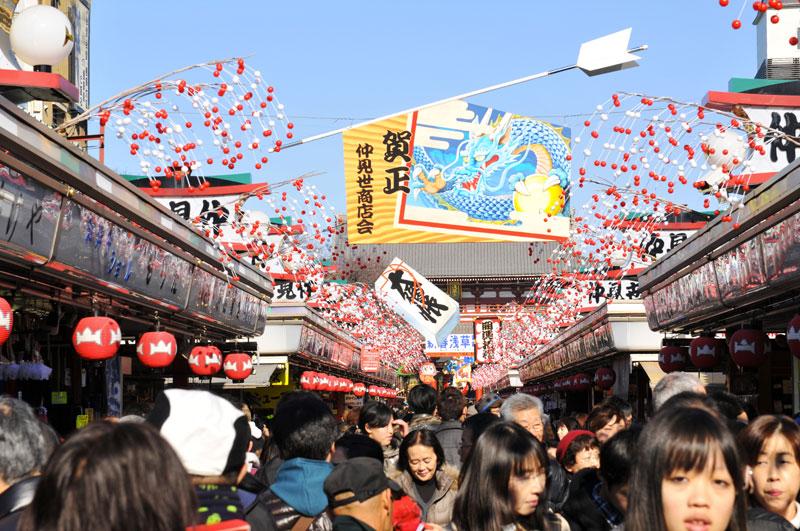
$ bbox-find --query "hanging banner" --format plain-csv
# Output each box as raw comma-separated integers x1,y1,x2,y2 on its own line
424,334,475,358
375,258,460,345
344,100,571,243
361,348,380,373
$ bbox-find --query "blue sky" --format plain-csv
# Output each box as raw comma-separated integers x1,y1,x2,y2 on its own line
90,0,759,212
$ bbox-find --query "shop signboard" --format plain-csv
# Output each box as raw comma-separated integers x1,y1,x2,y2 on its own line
0,163,62,264
360,348,380,373
53,197,195,310
375,258,460,345
274,279,315,302
343,100,571,244
741,106,800,177
424,334,474,358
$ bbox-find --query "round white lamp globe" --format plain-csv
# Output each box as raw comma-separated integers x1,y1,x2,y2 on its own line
10,5,74,67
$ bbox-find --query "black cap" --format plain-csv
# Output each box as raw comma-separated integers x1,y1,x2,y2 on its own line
324,457,400,508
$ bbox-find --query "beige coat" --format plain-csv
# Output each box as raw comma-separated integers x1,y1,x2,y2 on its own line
390,466,459,527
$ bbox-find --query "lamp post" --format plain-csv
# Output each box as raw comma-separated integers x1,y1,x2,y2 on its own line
9,4,74,72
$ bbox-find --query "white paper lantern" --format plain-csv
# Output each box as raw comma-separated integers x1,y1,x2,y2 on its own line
10,5,74,67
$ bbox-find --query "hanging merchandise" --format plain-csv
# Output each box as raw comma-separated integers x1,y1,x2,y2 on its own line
223,353,253,380
659,345,687,373
0,297,12,346
137,331,177,368
729,328,768,368
72,316,121,360
594,367,616,390
689,336,722,369
788,314,800,359
188,345,222,376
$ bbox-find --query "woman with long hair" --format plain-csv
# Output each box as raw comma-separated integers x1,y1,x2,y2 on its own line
452,421,567,531
626,406,747,531
391,429,459,528
19,421,196,531
738,415,800,529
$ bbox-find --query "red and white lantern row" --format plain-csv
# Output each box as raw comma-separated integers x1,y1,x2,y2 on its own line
659,345,687,373
137,331,177,368
594,367,616,390
300,371,373,394
689,336,723,370
0,296,12,346
224,353,253,380
788,315,800,359
573,373,592,392
729,328,768,368
188,345,223,376
72,316,121,360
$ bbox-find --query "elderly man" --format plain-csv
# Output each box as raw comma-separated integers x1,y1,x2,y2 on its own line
652,372,706,412
500,393,569,510
324,457,394,531
0,398,58,530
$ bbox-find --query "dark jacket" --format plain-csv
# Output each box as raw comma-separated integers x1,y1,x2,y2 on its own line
547,457,570,511
0,477,40,531
434,420,463,469
746,506,796,531
332,515,376,531
560,468,615,531
245,458,334,531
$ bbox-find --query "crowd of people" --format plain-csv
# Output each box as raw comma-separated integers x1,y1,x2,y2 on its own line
1,370,800,530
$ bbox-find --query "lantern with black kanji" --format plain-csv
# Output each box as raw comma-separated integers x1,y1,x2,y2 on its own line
689,336,722,370
729,328,768,368
188,345,222,376
659,346,687,373
224,353,253,380
73,316,121,360
788,315,800,359
0,296,12,346
137,331,177,368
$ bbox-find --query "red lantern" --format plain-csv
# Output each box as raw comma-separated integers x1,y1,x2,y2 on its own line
573,373,592,391
554,379,562,391
729,328,768,367
73,316,121,360
319,374,331,392
188,345,222,376
137,331,177,368
311,372,321,390
224,353,253,380
368,385,378,397
659,346,687,373
788,315,800,359
594,368,616,390
689,336,722,369
300,371,314,390
0,296,12,346
353,383,366,397
345,380,354,393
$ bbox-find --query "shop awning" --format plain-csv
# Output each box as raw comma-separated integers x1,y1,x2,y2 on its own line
637,156,800,334
638,361,666,390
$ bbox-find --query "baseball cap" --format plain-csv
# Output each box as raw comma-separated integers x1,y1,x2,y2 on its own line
476,392,503,414
324,457,401,508
147,389,250,477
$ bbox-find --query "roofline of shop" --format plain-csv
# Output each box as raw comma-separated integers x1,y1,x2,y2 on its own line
0,96,272,298
638,157,800,294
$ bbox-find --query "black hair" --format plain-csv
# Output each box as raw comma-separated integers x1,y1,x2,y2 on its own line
460,412,501,465
438,393,466,422
333,433,384,464
586,403,624,434
555,416,580,434
272,391,338,461
398,429,445,473
407,384,437,415
626,407,746,531
603,396,632,419
562,434,599,470
19,421,196,531
600,424,642,488
710,391,745,422
358,401,393,432
453,421,553,531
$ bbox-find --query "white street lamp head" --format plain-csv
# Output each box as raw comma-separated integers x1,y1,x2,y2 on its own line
10,5,74,67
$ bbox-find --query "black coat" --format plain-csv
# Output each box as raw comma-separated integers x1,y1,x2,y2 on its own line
746,506,796,531
0,476,40,531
